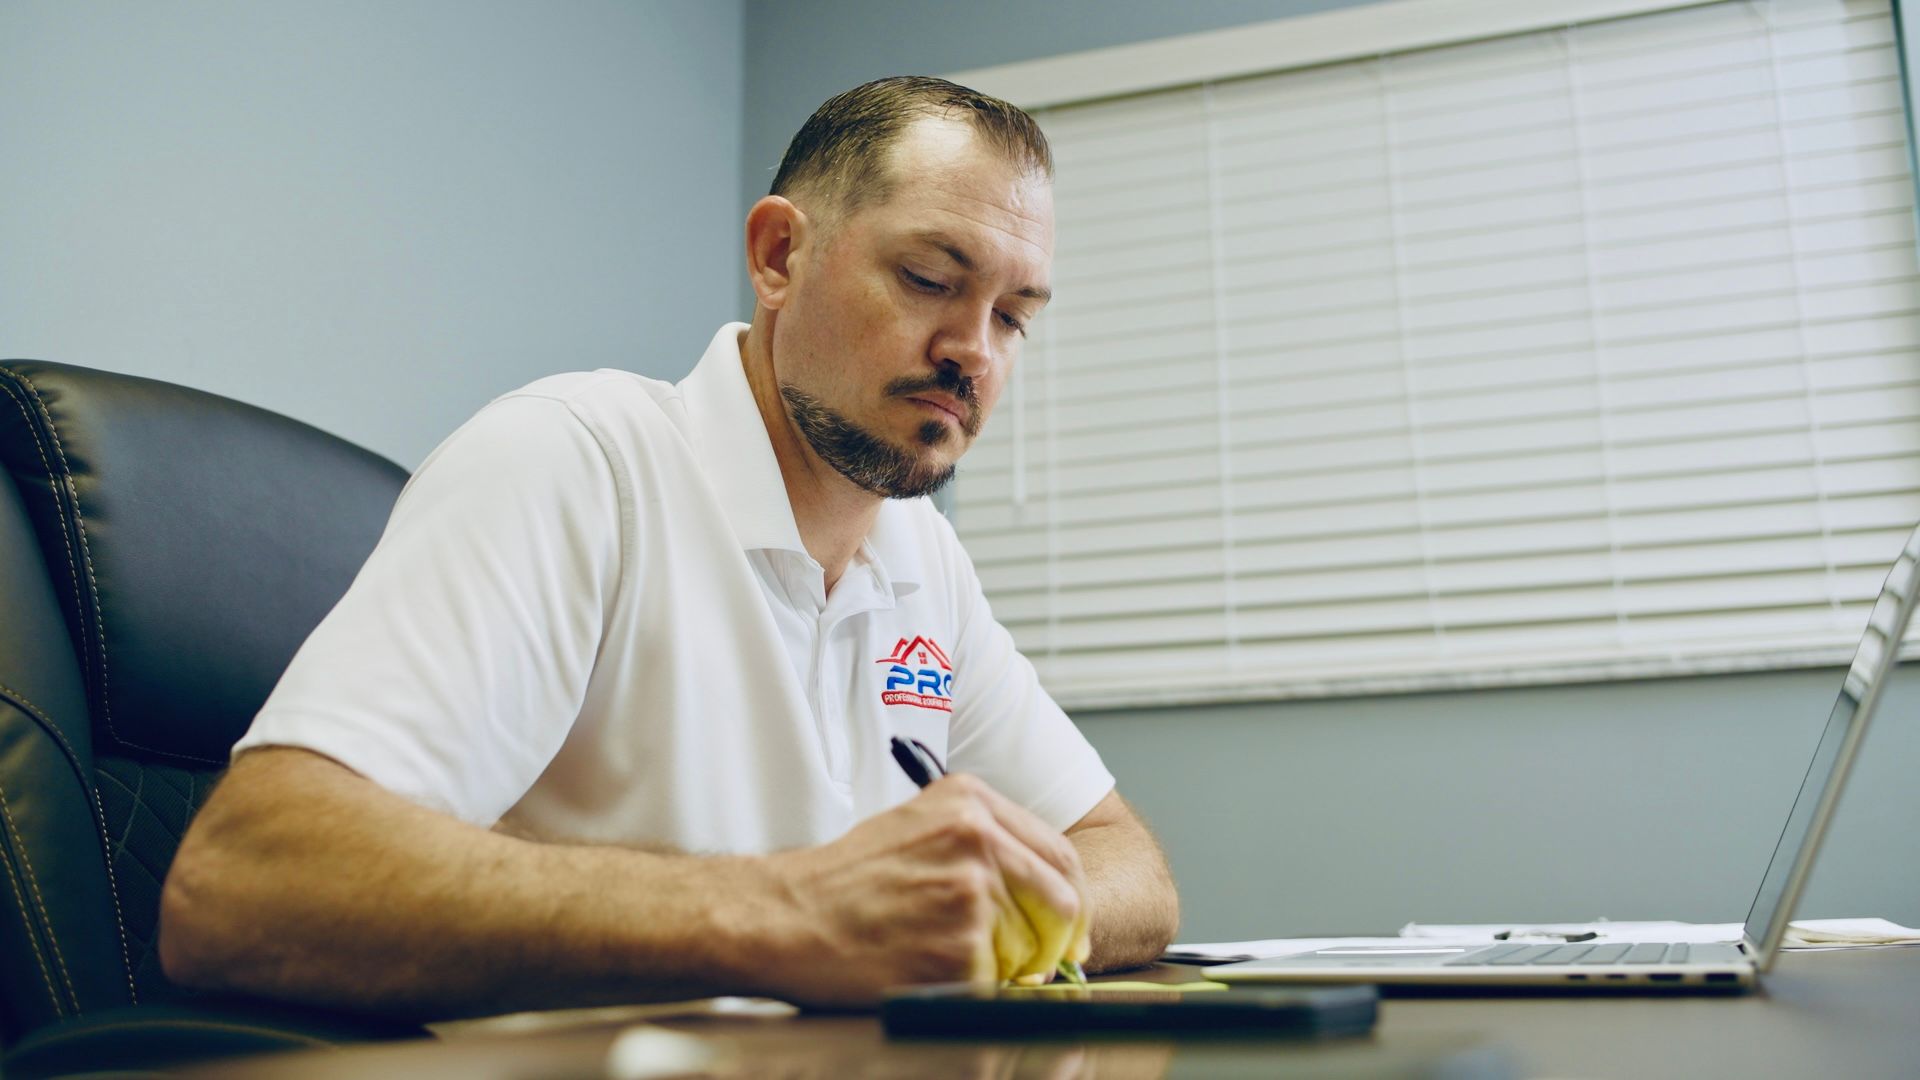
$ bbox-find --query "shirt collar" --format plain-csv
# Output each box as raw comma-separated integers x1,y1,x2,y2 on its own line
863,500,926,600
678,323,924,596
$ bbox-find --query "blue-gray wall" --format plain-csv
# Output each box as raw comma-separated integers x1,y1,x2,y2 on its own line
1,0,745,469
1087,668,1920,940
744,0,1920,941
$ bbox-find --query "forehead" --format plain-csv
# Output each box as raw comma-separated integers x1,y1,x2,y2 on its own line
859,117,1054,270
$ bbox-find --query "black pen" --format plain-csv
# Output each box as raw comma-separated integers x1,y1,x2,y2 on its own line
887,735,1088,987
890,734,946,787
1492,929,1600,943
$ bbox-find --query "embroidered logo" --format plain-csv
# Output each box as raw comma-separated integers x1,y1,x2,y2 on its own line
876,635,954,712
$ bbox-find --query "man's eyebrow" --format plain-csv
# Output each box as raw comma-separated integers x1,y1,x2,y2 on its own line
911,231,1053,303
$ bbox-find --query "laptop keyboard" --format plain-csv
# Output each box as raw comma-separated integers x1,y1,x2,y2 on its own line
1445,942,1693,966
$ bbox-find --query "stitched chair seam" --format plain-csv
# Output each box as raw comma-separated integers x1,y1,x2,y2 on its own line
0,682,140,1004
0,778,66,1016
0,384,92,689
0,373,224,768
0,780,78,1011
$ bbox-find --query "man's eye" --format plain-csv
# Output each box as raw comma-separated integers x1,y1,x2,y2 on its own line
901,268,947,293
996,309,1028,336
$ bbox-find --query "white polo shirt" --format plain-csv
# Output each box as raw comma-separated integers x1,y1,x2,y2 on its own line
234,324,1114,853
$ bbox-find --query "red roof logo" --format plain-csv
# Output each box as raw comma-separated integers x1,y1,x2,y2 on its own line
876,635,952,672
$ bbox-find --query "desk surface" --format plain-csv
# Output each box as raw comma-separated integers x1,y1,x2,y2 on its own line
195,948,1920,1080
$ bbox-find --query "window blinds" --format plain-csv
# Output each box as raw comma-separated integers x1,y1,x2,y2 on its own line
952,0,1920,708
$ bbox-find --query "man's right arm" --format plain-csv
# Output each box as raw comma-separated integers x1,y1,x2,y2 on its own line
160,747,1086,1018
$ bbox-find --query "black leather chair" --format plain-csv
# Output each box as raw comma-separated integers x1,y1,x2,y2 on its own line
0,360,423,1076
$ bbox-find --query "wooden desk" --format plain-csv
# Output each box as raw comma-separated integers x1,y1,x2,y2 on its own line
193,948,1920,1079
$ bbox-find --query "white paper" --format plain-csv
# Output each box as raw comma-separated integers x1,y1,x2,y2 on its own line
1160,936,1410,963
1782,917,1920,945
1399,920,1744,945
1166,916,1920,963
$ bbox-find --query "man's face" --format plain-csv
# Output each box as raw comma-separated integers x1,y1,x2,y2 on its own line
771,117,1054,499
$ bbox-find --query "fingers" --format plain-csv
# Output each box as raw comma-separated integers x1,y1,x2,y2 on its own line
966,778,1087,895
987,873,1039,981
969,802,1072,981
1006,867,1078,980
959,776,1089,976
926,774,1088,982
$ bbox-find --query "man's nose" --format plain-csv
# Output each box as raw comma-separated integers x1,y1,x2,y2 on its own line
933,308,995,379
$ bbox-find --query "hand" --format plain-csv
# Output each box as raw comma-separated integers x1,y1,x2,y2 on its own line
757,772,1089,1006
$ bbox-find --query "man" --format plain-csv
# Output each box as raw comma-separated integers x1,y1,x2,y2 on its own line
159,76,1179,1018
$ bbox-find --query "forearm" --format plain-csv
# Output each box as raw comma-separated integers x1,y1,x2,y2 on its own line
160,748,788,1019
1068,819,1179,972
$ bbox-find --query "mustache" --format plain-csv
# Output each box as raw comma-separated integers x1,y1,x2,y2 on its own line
885,370,980,432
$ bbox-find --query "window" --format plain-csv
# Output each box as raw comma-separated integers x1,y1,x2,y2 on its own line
952,0,1920,707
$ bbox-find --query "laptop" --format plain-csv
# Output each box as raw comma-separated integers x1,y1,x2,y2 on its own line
1208,522,1920,993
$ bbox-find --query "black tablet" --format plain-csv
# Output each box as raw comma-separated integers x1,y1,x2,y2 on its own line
881,981,1379,1038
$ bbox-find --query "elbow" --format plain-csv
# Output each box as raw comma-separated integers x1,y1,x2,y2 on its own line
157,841,233,991
1144,852,1180,955
1153,872,1181,954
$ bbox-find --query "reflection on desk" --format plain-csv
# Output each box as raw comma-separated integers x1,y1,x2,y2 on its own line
191,949,1920,1080
194,1017,1508,1080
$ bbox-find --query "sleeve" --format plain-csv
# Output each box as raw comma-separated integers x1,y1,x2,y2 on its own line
939,518,1115,832
230,392,625,827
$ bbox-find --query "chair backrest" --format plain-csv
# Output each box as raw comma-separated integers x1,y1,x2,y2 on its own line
0,361,406,1044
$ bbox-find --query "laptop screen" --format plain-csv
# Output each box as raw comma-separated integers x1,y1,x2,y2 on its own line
1741,525,1920,965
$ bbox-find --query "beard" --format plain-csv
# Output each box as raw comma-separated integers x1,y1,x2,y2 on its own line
778,374,978,499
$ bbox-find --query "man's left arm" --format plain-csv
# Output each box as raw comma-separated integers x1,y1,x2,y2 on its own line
1065,789,1179,972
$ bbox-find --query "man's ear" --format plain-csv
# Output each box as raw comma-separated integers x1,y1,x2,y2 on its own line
745,196,810,311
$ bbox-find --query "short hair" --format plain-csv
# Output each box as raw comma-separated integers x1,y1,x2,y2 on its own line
770,76,1053,221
